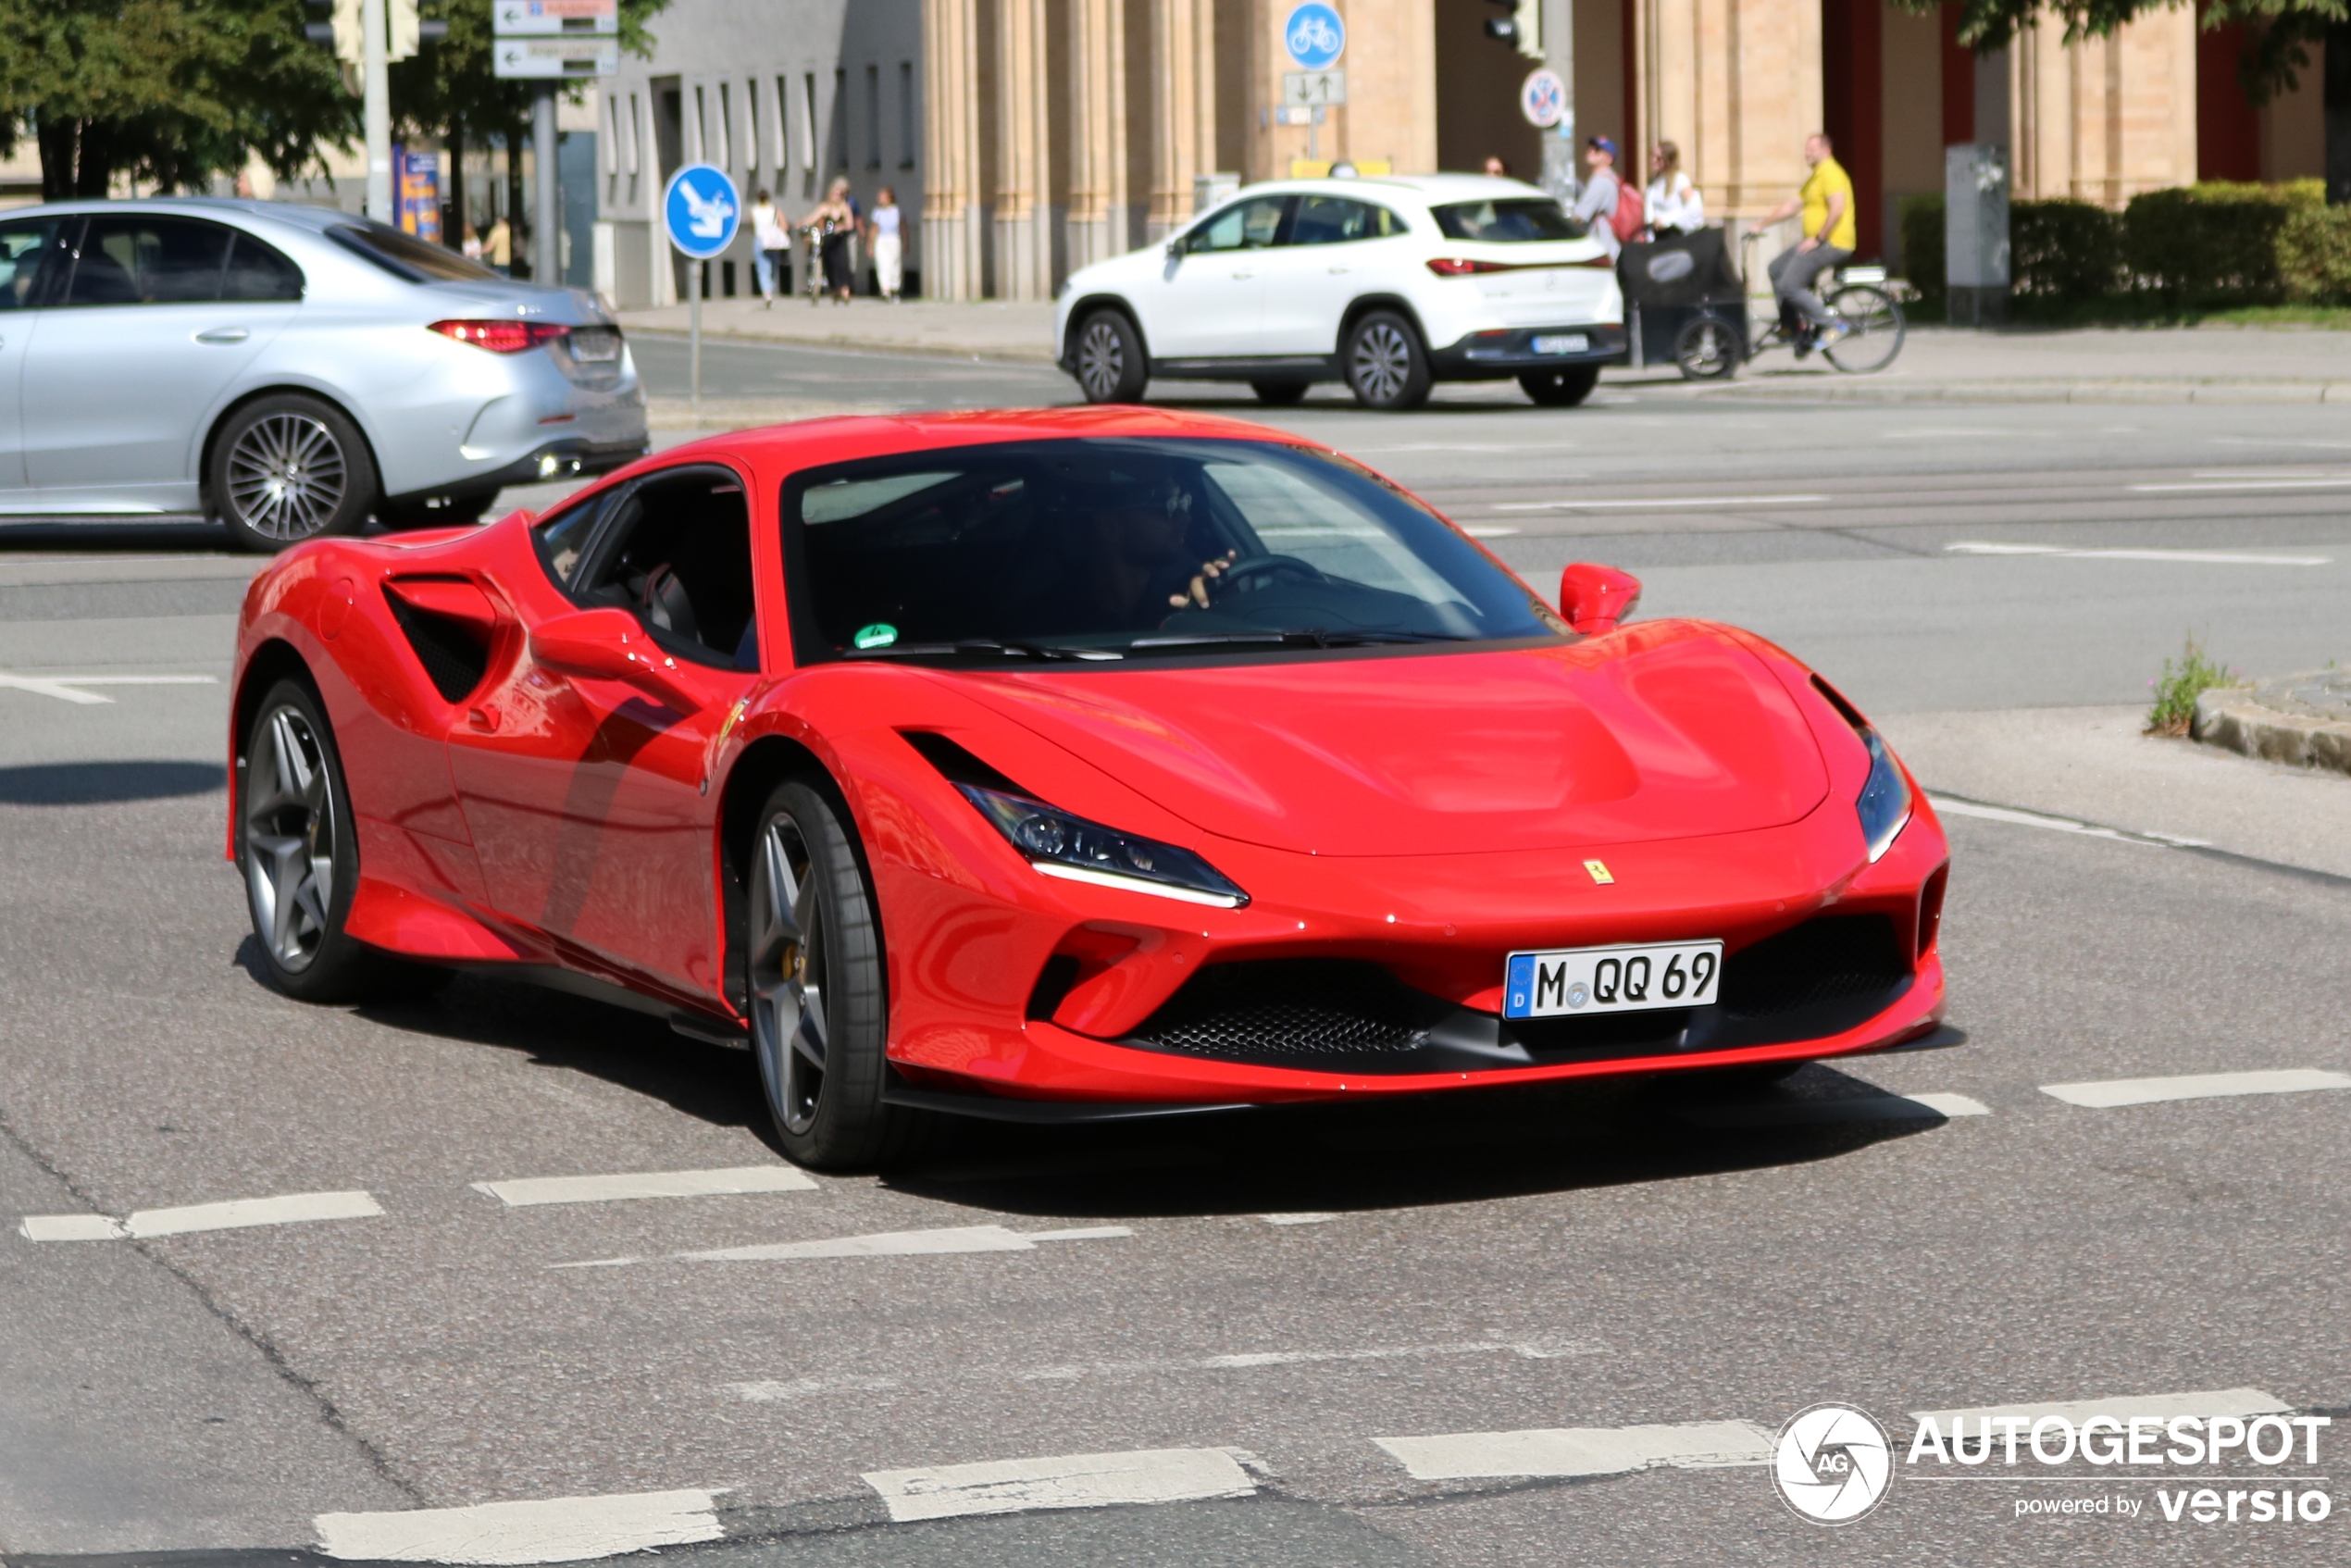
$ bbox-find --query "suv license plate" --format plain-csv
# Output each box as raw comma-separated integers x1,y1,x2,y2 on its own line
1531,333,1588,355
1503,940,1723,1019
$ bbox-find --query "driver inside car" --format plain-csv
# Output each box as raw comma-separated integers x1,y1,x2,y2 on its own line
1022,467,1239,634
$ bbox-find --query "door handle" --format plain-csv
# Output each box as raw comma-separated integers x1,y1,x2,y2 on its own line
194,327,250,344
1231,271,1253,280
1327,267,1350,275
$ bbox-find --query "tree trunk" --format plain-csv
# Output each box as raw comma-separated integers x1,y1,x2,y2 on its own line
37,117,78,202
448,122,466,249
74,119,117,197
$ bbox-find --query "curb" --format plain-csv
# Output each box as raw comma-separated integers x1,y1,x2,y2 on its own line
2193,684,2351,778
1655,379,2351,405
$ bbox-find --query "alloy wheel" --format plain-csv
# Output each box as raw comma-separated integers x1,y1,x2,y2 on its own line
1076,319,1126,401
227,413,349,542
751,816,829,1136
1350,322,1412,404
243,705,337,972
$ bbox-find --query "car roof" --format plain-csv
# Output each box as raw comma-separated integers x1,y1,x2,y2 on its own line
1230,173,1555,207
1,195,360,232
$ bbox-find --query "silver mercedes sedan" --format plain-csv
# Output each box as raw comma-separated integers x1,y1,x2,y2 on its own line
0,197,648,552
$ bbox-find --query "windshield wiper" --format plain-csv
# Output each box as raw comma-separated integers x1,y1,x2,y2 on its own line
842,640,1122,662
1126,629,1474,653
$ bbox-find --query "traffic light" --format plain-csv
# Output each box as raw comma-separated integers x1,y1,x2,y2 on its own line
1481,0,1540,54
303,0,442,60
389,0,419,63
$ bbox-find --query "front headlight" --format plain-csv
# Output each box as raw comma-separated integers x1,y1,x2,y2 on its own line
1856,727,1912,863
957,785,1250,908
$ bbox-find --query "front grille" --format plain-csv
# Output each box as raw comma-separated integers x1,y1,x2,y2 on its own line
1126,960,1449,1062
1717,915,1908,1020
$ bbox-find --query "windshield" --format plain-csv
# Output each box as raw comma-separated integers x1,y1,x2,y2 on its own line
782,438,1564,666
329,221,499,282
1431,197,1587,243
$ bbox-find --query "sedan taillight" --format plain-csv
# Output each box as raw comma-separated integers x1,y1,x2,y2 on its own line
1426,258,1511,277
429,319,570,353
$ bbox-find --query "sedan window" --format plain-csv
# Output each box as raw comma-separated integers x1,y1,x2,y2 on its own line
1185,196,1290,254
222,233,305,302
1286,197,1406,245
66,216,235,305
1431,198,1587,243
330,221,499,283
0,217,72,310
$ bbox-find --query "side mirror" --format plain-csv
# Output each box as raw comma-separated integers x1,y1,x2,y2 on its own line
528,606,704,713
1559,563,1642,636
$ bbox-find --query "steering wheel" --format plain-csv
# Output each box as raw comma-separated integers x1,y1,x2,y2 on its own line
1214,554,1327,598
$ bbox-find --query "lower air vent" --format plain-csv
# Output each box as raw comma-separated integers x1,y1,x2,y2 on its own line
384,587,490,702
1125,960,1452,1063
1716,915,1909,1021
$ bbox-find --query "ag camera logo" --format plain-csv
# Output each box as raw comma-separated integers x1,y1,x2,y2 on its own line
1773,1402,1894,1524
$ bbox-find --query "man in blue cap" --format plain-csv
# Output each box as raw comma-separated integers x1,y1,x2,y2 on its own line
1571,136,1626,260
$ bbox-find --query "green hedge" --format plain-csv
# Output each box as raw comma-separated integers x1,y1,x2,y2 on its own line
1894,181,2349,307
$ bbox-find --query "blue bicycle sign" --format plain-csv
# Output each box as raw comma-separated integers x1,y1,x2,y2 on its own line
663,163,740,260
1283,2,1345,69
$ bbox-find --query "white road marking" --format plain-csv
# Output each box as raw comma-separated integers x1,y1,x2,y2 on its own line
314,1489,724,1564
1259,1212,1338,1225
1493,493,1825,512
555,1223,1131,1269
862,1447,1254,1524
1910,1388,2291,1433
1375,1420,1774,1481
2132,478,2351,493
20,1189,382,1242
1927,795,2209,848
1461,527,1519,537
1675,1092,1990,1128
2039,1069,2351,1110
0,672,218,704
1944,541,2332,566
470,1165,816,1208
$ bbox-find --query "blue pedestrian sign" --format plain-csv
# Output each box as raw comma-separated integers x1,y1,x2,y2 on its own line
663,164,740,260
1283,3,1345,69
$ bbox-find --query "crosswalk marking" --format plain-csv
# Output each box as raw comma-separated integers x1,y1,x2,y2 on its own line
315,1489,723,1564
470,1165,816,1207
1259,1212,1338,1226
20,1189,382,1242
2040,1069,2351,1110
1676,1092,1990,1128
0,671,218,704
1375,1420,1774,1481
862,1447,1254,1523
1946,540,2333,564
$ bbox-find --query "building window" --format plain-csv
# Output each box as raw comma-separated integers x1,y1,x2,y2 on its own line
745,79,761,173
628,93,642,174
834,68,849,169
776,76,791,169
866,65,881,168
899,62,915,168
718,81,733,169
691,85,707,162
603,94,618,174
803,73,818,173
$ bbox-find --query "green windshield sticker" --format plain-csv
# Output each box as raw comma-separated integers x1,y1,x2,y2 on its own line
853,623,899,650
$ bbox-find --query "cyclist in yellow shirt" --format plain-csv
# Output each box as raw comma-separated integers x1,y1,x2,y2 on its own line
1748,132,1857,355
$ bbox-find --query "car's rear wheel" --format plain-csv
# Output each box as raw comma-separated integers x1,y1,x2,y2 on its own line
1072,309,1148,404
1344,311,1433,411
238,679,389,1002
1250,380,1310,406
747,779,916,1170
1518,366,1601,407
212,394,379,554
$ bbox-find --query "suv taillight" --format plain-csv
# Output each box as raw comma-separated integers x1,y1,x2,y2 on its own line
1426,258,1510,276
429,319,570,353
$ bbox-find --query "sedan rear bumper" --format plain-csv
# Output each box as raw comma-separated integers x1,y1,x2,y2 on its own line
382,435,649,506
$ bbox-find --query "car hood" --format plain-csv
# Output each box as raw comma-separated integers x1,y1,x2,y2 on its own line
950,621,1832,857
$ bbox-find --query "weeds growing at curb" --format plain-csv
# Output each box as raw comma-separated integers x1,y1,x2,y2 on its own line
2146,635,2239,736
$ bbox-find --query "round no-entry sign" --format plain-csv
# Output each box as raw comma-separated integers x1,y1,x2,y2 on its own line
1521,68,1567,130
664,163,741,259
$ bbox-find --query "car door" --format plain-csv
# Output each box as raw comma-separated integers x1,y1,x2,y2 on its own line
0,214,75,498
1257,196,1409,355
446,467,761,1001
1137,195,1290,359
21,215,296,509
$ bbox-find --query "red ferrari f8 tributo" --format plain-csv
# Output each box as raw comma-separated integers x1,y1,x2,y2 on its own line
229,407,1949,1167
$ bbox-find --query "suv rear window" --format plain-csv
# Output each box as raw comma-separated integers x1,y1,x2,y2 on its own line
330,221,498,282
1431,198,1586,243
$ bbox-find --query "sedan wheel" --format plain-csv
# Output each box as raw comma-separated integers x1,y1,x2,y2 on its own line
1344,311,1432,411
746,780,917,1169
212,394,379,554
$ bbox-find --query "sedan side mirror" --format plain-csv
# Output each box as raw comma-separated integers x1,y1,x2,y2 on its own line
529,606,705,713
1559,563,1642,636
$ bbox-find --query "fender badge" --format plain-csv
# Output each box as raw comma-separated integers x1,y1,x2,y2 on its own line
1584,859,1614,885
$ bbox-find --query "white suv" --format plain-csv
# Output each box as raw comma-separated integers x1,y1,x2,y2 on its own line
1053,174,1625,413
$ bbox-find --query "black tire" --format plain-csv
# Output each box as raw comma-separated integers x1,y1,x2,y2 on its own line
378,491,498,531
1343,310,1433,411
1822,283,1905,374
1673,315,1741,380
1071,308,1149,404
745,779,918,1169
1250,380,1311,406
237,678,394,1002
1518,366,1601,407
211,394,379,554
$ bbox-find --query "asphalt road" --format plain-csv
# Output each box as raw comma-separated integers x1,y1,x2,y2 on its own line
2,355,2348,1565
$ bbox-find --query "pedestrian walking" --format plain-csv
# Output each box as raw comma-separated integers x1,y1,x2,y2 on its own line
869,187,904,302
1748,131,1857,354
1569,136,1633,261
460,222,484,263
483,215,512,276
1644,142,1705,236
751,189,789,307
800,179,858,305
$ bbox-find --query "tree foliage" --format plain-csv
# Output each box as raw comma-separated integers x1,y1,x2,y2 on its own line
1902,0,2347,104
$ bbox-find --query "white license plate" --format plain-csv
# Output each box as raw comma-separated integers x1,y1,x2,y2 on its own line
1531,333,1589,355
1503,940,1723,1019
568,328,622,362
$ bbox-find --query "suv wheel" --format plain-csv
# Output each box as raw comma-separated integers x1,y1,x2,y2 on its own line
1072,309,1148,404
212,394,379,553
1344,311,1432,411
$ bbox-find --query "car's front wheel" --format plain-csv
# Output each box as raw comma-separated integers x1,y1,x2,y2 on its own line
1344,311,1432,411
747,779,916,1169
1519,366,1601,407
1072,309,1148,404
212,394,379,554
238,679,382,1001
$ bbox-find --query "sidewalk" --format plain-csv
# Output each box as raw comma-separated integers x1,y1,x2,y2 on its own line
616,299,2351,404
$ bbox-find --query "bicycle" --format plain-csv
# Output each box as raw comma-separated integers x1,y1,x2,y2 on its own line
1671,232,1905,380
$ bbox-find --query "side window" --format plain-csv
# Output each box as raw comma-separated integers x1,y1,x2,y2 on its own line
0,218,74,311
531,492,608,589
575,470,759,671
65,217,233,306
222,233,305,302
1186,196,1289,254
1282,199,1406,246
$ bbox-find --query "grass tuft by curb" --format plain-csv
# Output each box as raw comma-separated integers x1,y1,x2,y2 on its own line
2146,635,2240,736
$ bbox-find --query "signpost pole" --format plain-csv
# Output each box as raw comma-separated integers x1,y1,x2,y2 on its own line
361,0,392,218
690,264,703,416
533,83,560,284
